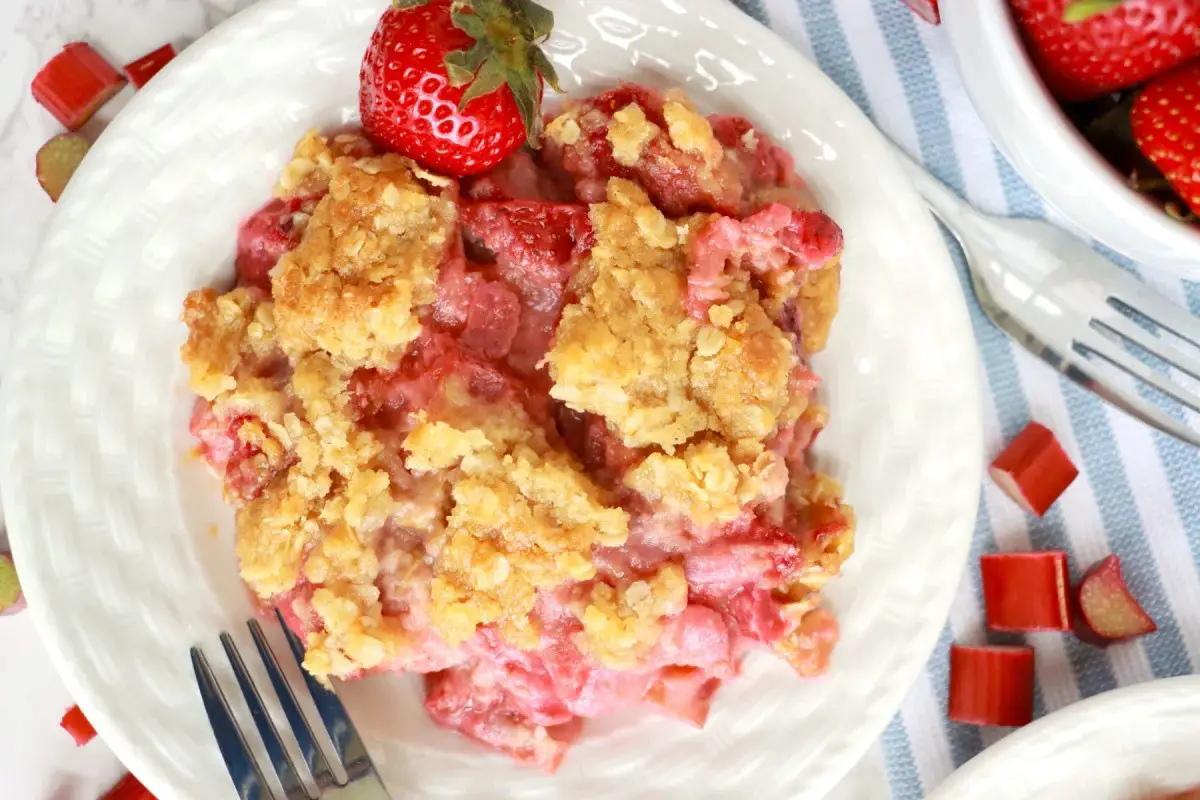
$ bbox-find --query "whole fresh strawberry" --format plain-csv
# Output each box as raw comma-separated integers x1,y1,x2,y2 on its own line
1009,0,1200,101
1131,61,1200,218
360,0,560,176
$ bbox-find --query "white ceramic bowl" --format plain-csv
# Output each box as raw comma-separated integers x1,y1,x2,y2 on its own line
943,0,1200,278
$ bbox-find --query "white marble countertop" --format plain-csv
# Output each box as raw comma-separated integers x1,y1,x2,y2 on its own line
0,1,888,797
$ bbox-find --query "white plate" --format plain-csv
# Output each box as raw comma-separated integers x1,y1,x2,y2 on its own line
929,677,1200,800
0,1,984,797
942,0,1200,279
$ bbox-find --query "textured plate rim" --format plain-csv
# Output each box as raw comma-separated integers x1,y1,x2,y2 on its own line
0,1,984,797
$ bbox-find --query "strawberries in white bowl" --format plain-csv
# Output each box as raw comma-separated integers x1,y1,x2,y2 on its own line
942,0,1200,277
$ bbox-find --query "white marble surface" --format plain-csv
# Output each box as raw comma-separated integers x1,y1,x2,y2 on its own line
0,1,890,797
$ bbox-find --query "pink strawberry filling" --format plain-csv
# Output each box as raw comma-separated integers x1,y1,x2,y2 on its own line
235,196,311,291
685,203,844,323
189,400,284,501
193,83,850,772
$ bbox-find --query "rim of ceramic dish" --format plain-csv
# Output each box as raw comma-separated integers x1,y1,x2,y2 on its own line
943,0,1200,277
928,676,1200,799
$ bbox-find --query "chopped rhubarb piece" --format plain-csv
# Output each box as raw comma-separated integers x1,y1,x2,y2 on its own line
124,44,177,89
900,0,940,24
102,772,155,799
989,421,1078,516
1075,554,1157,645
36,134,90,202
980,551,1071,632
948,645,1035,727
60,704,97,746
0,552,23,616
31,42,125,130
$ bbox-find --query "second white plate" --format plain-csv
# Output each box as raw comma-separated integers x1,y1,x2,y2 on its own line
930,677,1200,800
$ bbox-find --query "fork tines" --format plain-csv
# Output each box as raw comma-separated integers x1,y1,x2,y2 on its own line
191,611,390,800
1073,286,1200,445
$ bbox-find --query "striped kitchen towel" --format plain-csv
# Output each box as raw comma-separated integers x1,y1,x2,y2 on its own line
726,0,1200,796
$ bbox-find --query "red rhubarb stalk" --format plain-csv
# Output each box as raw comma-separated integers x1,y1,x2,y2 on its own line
980,551,1072,632
0,552,23,616
948,645,1035,727
102,772,156,799
900,0,940,23
36,134,90,202
124,44,177,90
31,42,125,130
990,421,1078,516
1075,554,1157,645
60,704,97,746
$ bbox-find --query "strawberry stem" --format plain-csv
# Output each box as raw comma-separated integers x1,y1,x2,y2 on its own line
1063,0,1122,22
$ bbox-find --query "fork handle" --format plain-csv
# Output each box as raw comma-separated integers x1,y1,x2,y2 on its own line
888,143,981,233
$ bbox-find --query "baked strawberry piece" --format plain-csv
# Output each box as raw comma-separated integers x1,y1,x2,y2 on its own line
541,84,745,215
234,197,312,291
454,200,591,373
686,202,844,326
188,400,290,501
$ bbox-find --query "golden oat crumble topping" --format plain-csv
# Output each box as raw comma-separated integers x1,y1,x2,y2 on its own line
183,104,851,692
575,563,688,669
548,179,708,450
625,440,788,526
180,287,277,401
272,136,455,369
181,130,457,680
545,108,582,146
276,131,374,199
403,375,629,648
797,259,842,353
789,468,856,589
547,178,796,455
226,349,417,681
662,90,724,169
607,103,659,166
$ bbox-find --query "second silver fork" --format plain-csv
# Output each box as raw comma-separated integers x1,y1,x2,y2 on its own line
191,611,392,800
895,145,1200,450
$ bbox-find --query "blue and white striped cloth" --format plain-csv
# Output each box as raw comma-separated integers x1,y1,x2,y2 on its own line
726,0,1200,796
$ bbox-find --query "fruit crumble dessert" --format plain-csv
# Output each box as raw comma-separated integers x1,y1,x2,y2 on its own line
180,82,853,770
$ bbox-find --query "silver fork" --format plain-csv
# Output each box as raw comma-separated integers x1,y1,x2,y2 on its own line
191,611,392,800
894,145,1200,449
